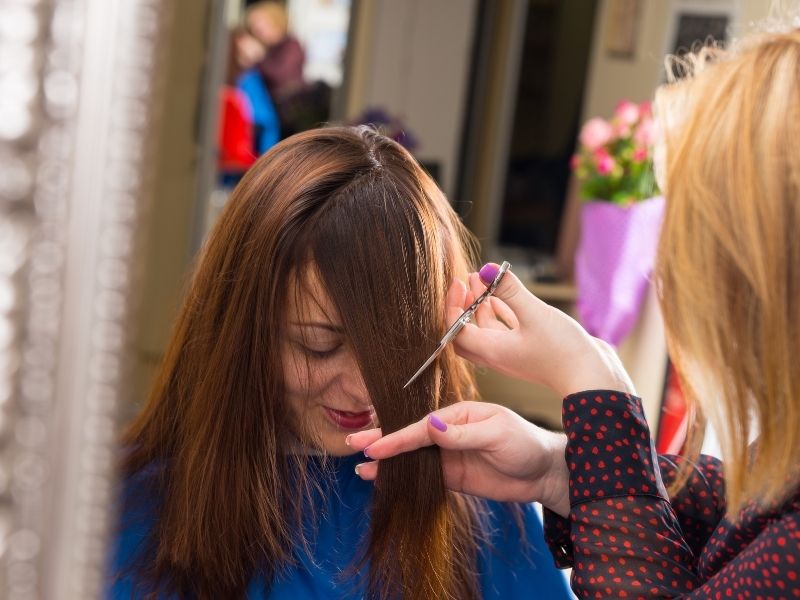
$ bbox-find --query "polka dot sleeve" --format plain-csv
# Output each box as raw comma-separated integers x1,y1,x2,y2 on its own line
542,390,800,598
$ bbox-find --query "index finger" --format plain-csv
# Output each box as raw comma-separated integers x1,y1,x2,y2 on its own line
354,400,499,459
358,415,433,459
346,427,383,451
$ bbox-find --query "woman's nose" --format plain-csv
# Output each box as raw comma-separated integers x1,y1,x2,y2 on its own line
339,356,370,405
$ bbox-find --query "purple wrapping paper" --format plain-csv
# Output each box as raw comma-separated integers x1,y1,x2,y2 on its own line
575,197,665,347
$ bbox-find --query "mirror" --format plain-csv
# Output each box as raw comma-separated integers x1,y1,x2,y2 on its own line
0,1,355,597
0,0,775,597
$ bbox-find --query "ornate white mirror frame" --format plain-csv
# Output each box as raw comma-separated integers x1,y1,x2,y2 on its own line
0,1,181,597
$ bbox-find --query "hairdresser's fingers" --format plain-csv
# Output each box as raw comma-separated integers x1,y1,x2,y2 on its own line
354,460,378,481
477,263,547,326
361,401,499,460
450,321,513,368
446,279,479,330
467,272,500,330
345,428,383,452
488,296,519,329
445,278,469,316
464,288,476,311
359,419,433,459
446,304,465,329
456,273,507,329
424,412,507,452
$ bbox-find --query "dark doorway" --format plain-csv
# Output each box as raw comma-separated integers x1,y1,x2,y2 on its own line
497,0,597,257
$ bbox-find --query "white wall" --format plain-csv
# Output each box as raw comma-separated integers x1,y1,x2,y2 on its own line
345,0,478,197
582,1,672,120
582,0,773,122
288,0,352,86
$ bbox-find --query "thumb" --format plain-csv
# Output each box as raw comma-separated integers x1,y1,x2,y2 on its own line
477,262,544,325
426,413,499,451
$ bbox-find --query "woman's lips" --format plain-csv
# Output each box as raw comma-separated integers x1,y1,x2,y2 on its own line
323,406,374,430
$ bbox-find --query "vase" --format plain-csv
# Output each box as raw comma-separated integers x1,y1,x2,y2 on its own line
575,196,665,347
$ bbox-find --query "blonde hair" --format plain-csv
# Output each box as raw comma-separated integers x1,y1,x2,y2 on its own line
654,29,800,514
246,0,289,35
247,1,289,37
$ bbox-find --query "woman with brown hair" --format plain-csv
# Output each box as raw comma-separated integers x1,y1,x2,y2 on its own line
350,26,800,598
107,126,571,599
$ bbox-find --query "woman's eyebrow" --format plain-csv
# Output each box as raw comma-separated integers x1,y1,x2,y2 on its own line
289,321,344,333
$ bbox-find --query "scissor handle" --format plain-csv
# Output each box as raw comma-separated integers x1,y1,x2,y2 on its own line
463,261,511,313
486,261,511,294
440,312,471,345
441,261,510,343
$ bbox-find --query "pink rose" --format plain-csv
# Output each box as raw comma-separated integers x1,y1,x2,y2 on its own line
580,117,614,151
634,118,655,146
615,100,640,125
639,101,652,118
594,148,616,175
633,147,648,162
614,121,632,138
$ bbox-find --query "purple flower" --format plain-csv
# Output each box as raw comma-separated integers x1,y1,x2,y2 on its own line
349,106,419,152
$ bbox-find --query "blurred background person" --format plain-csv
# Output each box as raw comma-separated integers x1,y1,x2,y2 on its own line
246,0,330,138
218,27,281,187
247,1,305,102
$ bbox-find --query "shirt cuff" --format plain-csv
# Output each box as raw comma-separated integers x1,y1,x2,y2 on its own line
542,507,574,568
562,390,668,507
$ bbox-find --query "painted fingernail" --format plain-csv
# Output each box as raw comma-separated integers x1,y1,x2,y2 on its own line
345,434,353,446
479,263,500,284
429,414,448,432
355,463,362,476
363,447,370,458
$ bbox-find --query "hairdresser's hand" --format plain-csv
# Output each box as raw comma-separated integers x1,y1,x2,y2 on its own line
347,401,571,516
449,263,635,397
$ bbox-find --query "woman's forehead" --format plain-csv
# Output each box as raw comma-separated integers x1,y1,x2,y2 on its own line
286,266,340,325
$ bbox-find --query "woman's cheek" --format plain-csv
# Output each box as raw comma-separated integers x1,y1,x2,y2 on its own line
282,347,311,394
283,350,337,397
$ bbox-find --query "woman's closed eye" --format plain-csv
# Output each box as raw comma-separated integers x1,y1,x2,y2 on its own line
299,342,342,359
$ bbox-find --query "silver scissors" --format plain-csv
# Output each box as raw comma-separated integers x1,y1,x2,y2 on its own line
403,261,511,388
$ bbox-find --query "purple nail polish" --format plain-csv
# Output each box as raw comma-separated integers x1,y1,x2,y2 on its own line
479,263,500,285
429,414,448,432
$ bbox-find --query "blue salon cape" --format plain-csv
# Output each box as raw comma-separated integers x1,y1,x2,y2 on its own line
107,454,571,599
236,68,280,155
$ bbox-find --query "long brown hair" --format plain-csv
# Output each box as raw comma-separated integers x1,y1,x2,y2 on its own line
121,126,485,598
654,29,800,513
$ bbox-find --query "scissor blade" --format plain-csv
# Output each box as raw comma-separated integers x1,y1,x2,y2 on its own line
402,261,511,390
403,344,445,389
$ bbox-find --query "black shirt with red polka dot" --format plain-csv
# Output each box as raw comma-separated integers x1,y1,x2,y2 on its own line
543,390,800,598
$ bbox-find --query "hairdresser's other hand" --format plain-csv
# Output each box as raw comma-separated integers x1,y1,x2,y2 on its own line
449,263,635,397
348,401,570,516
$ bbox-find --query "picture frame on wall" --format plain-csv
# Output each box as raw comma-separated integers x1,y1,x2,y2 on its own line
671,12,730,53
664,0,738,77
604,0,644,59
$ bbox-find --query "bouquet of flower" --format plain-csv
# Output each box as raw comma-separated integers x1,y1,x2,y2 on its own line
571,100,658,205
573,100,665,346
